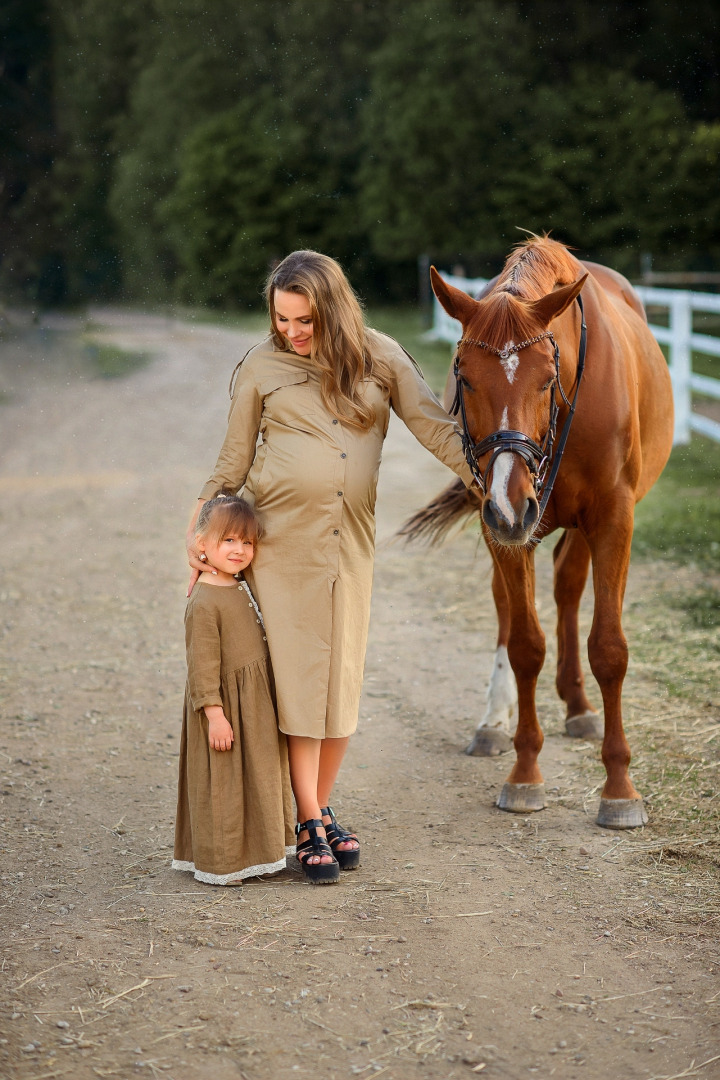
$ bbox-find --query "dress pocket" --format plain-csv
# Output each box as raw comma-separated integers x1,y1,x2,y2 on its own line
258,368,308,397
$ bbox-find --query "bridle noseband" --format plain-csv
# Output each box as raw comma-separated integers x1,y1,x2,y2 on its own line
450,295,587,522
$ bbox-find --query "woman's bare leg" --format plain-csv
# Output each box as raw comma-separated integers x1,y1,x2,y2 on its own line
318,736,359,852
287,735,333,865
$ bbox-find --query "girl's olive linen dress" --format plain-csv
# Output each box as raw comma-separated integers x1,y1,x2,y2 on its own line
173,579,295,884
198,329,474,741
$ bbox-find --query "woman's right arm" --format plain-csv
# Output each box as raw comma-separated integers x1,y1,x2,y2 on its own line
197,358,263,501
187,358,263,592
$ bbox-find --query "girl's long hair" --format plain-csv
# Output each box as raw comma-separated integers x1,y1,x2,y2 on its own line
195,494,263,546
265,250,391,430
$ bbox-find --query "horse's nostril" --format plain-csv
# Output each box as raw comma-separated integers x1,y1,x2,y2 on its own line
523,497,539,531
482,499,501,533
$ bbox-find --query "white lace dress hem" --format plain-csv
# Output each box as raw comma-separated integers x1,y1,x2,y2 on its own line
172,846,295,886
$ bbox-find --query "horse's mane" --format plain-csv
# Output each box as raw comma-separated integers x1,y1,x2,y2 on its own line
466,235,581,348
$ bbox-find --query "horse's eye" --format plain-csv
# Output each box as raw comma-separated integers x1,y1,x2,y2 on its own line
460,375,474,392
541,378,554,392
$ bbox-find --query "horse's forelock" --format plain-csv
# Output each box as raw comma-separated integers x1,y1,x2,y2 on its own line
466,237,580,349
499,235,579,298
466,292,541,352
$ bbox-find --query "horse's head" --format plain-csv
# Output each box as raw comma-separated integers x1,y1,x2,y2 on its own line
431,266,587,547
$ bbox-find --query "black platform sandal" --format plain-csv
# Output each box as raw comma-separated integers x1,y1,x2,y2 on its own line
320,806,360,871
295,819,340,884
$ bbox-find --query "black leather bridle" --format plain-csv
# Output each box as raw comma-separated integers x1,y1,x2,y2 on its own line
450,295,587,521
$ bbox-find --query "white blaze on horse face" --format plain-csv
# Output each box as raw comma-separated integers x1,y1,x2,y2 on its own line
489,453,516,525
488,407,516,524
500,344,519,384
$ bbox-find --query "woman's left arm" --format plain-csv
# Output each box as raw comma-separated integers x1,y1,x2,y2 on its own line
388,346,475,488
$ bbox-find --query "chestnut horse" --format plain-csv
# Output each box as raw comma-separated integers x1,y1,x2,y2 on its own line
402,237,673,829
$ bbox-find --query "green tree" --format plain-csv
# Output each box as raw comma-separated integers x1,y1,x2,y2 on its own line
158,0,398,304
358,0,538,270
487,69,719,273
0,0,60,303
159,97,307,305
108,0,278,298
48,0,151,299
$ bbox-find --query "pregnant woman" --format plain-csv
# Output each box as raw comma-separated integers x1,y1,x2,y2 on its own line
186,250,474,883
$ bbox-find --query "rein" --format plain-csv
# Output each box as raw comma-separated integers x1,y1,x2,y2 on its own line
450,294,587,521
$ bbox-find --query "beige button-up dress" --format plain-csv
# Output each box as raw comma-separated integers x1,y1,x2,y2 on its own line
199,329,473,739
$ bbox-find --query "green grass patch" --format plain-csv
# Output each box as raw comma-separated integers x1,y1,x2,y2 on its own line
670,586,720,629
691,350,718,380
84,341,152,379
632,436,720,568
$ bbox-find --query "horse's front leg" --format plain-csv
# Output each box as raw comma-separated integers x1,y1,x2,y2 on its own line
492,544,547,813
553,529,603,739
466,559,516,757
585,506,647,829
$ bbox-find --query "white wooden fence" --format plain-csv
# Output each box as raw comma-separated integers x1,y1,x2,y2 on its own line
429,275,720,445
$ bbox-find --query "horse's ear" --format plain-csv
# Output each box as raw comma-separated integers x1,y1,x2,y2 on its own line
529,274,588,327
430,266,478,324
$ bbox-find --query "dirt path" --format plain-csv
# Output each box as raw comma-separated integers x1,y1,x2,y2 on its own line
1,315,717,1080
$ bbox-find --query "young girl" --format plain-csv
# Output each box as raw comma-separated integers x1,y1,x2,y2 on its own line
173,494,295,885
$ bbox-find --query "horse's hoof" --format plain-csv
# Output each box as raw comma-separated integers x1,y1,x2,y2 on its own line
596,797,648,830
565,711,603,740
465,728,513,757
496,782,545,813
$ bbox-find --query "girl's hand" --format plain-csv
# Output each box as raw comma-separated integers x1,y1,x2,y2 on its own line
205,706,234,752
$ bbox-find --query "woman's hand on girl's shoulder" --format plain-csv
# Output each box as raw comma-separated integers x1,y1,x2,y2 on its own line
186,503,214,595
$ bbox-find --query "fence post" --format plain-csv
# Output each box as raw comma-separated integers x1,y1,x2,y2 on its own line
670,292,691,445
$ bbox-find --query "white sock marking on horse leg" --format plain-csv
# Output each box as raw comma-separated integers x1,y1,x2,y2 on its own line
477,646,517,733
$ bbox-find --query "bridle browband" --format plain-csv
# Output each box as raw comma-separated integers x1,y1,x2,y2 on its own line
450,294,587,522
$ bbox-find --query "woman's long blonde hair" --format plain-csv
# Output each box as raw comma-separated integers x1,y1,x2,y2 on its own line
265,250,391,430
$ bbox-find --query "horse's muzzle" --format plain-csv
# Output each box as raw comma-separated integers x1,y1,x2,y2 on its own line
482,492,539,546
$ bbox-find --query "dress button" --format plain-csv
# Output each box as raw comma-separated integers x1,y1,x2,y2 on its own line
332,419,339,424
333,529,339,535
256,619,261,624
337,491,343,497
341,453,347,459
262,636,267,641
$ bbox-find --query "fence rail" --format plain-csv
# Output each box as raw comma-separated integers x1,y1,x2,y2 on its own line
429,275,720,445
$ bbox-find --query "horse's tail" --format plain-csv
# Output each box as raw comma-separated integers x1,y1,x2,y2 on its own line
397,478,480,546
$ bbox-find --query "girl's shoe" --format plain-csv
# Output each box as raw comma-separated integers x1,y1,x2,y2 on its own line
320,806,360,870
295,819,340,884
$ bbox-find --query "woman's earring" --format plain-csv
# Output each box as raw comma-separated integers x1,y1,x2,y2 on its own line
199,553,208,562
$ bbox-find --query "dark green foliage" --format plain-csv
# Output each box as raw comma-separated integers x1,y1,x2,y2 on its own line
487,70,720,273
359,0,536,265
159,98,307,306
49,0,152,300
0,0,60,303
1,0,719,305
